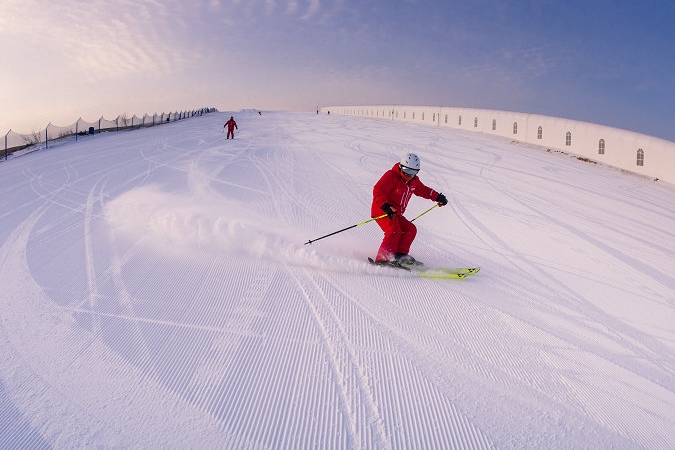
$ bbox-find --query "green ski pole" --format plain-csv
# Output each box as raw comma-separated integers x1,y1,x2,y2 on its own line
410,203,439,222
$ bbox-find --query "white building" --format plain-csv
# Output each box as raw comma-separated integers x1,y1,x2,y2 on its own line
323,105,675,186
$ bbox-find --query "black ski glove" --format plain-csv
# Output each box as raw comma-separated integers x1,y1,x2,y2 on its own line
436,193,448,206
381,203,397,218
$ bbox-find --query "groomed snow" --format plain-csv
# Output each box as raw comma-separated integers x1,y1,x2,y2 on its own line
1,111,674,449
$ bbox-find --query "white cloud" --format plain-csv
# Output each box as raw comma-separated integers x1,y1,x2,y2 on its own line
286,0,298,14
265,0,276,15
0,0,193,81
300,0,321,20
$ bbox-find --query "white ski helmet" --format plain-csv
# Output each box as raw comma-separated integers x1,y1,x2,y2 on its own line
399,152,420,175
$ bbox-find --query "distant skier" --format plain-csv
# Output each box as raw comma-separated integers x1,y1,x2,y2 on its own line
224,116,238,139
371,153,447,265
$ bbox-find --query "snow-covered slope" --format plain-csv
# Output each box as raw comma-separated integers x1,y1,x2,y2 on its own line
1,111,674,449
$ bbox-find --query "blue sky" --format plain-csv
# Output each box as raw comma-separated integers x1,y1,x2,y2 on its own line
2,0,674,141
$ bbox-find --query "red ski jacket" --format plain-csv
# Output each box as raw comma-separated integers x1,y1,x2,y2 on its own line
225,118,238,131
371,164,438,218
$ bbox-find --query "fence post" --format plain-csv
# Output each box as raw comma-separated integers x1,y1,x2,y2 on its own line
45,127,48,149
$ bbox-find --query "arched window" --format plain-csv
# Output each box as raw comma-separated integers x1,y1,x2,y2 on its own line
565,131,572,146
492,119,497,131
432,113,436,122
598,139,605,155
445,114,448,124
637,148,644,166
403,112,406,119
458,115,462,125
537,126,543,139
412,112,415,120
422,112,425,120
474,117,478,128
513,122,518,134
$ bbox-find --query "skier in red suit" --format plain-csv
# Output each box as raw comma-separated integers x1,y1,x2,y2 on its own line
224,116,238,139
371,153,448,264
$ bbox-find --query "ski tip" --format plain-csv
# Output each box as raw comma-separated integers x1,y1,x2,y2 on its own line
420,271,468,279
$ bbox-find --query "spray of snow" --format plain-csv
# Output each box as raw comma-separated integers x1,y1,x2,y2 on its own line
104,183,383,275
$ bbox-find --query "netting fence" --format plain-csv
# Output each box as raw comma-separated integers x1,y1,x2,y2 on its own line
2,107,218,160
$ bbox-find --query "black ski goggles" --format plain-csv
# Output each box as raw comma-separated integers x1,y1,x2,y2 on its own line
400,164,419,176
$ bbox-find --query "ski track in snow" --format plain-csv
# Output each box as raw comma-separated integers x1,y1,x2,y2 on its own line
1,111,675,449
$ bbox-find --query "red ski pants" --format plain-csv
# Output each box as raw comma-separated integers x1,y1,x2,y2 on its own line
375,215,417,261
